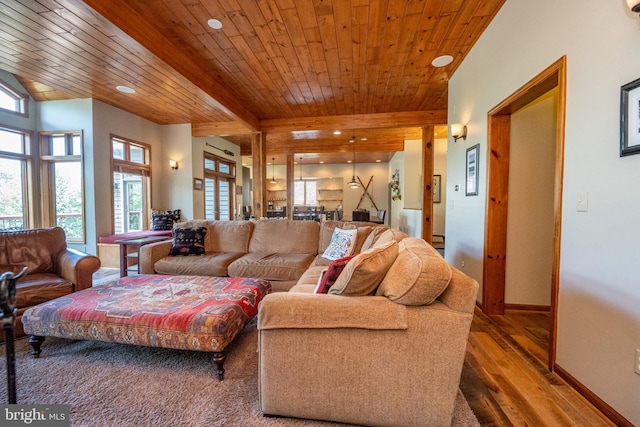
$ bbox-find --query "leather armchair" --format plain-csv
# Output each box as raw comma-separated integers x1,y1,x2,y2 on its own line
0,227,100,339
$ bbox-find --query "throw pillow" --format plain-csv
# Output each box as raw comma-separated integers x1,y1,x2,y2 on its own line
376,238,452,305
313,255,356,294
329,240,398,296
321,228,358,261
152,213,175,231
168,227,207,256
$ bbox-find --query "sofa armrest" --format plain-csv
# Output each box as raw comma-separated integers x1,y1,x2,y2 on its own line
57,248,101,291
138,241,173,274
258,292,407,330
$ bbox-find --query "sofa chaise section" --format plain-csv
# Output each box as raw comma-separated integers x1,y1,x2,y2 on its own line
257,238,479,426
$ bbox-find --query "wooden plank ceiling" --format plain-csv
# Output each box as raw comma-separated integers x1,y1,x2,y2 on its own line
0,0,505,164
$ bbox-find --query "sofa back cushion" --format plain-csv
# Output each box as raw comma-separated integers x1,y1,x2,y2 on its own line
0,227,66,275
177,220,254,253
376,237,452,306
329,240,398,296
249,219,319,255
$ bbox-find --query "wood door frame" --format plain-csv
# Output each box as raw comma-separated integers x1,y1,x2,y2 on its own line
483,56,566,370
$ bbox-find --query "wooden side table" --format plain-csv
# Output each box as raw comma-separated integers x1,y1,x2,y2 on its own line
114,236,172,277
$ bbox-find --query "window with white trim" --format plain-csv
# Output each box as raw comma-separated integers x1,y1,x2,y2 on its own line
40,131,85,242
111,136,151,233
203,152,235,221
0,79,28,116
0,127,31,230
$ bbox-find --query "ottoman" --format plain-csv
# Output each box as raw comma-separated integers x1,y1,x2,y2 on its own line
21,274,271,380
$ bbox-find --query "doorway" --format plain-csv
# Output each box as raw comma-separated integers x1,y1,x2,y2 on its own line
482,57,566,370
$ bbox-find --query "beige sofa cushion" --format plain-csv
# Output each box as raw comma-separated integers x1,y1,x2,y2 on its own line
177,220,253,253
376,237,452,305
329,240,398,296
249,219,319,254
228,252,315,281
154,252,245,277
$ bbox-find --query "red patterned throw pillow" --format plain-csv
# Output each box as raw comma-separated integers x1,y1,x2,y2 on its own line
169,227,207,256
314,255,356,294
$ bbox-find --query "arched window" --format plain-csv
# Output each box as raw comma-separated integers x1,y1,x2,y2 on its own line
0,79,28,116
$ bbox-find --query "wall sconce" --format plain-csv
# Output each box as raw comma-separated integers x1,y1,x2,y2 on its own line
451,123,467,142
628,0,640,14
169,160,179,170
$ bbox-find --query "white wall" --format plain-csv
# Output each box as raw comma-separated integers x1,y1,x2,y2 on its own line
389,138,448,239
505,90,557,306
156,124,193,220
389,152,422,237
448,1,640,423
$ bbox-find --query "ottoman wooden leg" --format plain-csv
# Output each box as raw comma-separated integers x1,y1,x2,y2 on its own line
28,335,45,358
212,351,226,381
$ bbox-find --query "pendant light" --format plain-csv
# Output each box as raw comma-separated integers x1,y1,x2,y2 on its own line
348,137,359,188
270,157,277,184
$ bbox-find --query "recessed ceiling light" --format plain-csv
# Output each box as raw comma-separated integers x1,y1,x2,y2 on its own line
432,55,454,67
208,19,223,30
333,130,341,135
116,85,135,94
347,160,352,163
376,159,381,163
361,137,367,141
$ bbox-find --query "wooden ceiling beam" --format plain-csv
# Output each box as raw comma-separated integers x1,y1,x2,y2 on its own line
192,122,254,137
261,110,447,133
83,0,261,131
267,140,405,155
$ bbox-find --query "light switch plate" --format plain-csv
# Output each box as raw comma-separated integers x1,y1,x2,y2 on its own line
576,192,588,212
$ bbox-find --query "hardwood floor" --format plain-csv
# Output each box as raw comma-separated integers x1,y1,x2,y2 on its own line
461,308,614,426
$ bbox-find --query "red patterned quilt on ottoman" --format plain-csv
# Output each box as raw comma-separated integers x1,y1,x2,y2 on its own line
21,275,271,380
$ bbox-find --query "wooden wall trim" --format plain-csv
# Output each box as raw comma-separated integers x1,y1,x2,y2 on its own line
504,304,551,312
421,125,434,243
483,56,567,372
251,132,266,218
483,114,510,315
286,154,294,220
554,364,634,427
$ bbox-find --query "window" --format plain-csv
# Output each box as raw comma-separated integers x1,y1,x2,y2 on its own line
0,127,30,231
111,136,150,233
294,180,317,206
0,79,28,116
203,153,235,221
40,131,84,242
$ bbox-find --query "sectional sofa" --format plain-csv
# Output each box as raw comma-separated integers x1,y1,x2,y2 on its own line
139,218,479,426
139,218,405,292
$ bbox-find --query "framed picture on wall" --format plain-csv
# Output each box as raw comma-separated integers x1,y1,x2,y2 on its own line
433,174,441,203
620,77,640,157
193,178,203,191
465,144,479,196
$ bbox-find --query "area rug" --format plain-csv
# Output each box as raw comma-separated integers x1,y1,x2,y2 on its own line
0,320,479,426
